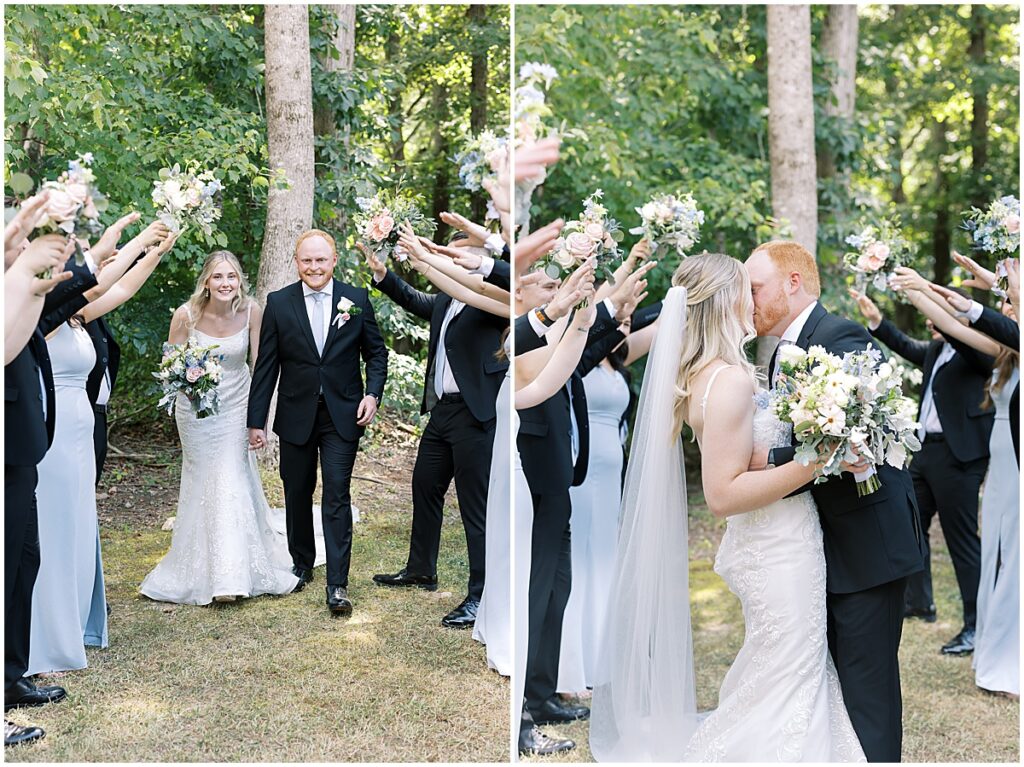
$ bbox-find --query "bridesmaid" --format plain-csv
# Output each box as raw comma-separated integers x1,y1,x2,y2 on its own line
28,226,176,675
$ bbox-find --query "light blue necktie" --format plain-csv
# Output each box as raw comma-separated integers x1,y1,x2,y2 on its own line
311,292,326,356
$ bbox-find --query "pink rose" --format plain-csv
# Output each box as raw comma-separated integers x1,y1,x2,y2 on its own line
865,241,890,263
64,182,90,205
185,366,204,383
41,188,81,225
341,312,351,323
565,231,596,259
1005,214,1020,234
857,253,885,272
82,198,99,220
367,213,395,242
584,222,605,242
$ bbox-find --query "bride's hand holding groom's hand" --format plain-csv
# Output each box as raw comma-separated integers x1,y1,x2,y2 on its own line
248,428,267,450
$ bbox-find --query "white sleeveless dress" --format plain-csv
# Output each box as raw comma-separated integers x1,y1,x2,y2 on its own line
684,369,865,762
139,308,301,604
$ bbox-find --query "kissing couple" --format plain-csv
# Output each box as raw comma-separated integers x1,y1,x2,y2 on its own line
590,241,925,763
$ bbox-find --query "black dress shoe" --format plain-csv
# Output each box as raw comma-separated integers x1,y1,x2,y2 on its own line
5,679,66,711
904,605,937,623
326,585,353,617
941,626,976,656
518,725,575,756
372,568,438,591
441,597,479,629
291,566,313,592
529,696,591,726
4,720,44,747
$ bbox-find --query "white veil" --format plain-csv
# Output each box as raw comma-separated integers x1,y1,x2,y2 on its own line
589,285,701,762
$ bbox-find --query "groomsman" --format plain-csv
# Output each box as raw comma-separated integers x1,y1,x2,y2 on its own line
852,289,995,656
363,234,508,628
516,264,649,755
5,251,97,744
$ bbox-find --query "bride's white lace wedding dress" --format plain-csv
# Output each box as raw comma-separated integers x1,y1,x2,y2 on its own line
683,379,865,761
590,287,864,763
140,308,305,604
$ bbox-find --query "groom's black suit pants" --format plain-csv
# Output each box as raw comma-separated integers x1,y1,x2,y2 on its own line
828,577,907,763
279,399,359,587
406,396,494,600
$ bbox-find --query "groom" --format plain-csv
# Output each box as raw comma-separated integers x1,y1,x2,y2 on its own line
248,229,388,616
746,241,925,763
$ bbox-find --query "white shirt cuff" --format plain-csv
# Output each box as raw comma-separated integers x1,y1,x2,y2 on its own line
83,249,97,274
527,309,551,338
472,255,495,278
372,271,386,285
484,233,505,255
868,318,881,331
603,297,618,319
965,301,984,323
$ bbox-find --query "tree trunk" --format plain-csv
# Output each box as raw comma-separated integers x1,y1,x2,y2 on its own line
969,4,989,209
385,26,406,172
767,5,818,255
430,82,451,244
817,5,858,179
313,4,357,136
468,4,488,223
257,4,315,465
930,120,951,286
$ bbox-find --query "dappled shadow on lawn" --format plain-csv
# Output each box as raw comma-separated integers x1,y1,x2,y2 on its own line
7,421,509,762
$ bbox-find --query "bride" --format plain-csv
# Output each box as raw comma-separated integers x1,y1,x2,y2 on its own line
590,252,865,762
140,251,309,605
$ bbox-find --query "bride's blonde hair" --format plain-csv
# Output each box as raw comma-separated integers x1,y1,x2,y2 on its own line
184,250,252,328
671,252,758,439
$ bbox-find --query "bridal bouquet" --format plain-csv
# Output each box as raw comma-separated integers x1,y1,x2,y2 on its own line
770,345,921,496
454,129,508,193
843,217,913,295
154,338,224,419
628,192,704,259
354,189,436,263
33,153,106,274
151,164,223,236
515,61,558,145
961,195,1020,297
543,189,624,283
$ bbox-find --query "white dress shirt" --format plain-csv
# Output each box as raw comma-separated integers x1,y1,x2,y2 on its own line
918,342,956,438
772,301,819,383
434,300,465,397
302,281,334,349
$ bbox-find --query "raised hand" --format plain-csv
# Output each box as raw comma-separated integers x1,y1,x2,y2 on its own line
628,238,652,264
546,258,597,321
514,219,564,276
930,284,973,314
356,241,387,282
610,260,657,321
421,238,483,272
1005,258,1020,309
952,250,997,291
889,266,929,294
847,287,882,328
4,190,51,257
515,136,561,183
439,211,489,248
89,211,142,262
15,234,74,284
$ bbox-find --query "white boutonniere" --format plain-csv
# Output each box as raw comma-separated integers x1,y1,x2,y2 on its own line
332,297,362,328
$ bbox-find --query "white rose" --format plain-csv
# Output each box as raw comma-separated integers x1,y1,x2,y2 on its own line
778,344,807,365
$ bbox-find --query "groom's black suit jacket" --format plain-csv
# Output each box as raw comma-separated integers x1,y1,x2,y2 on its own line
870,318,995,463
374,268,508,423
247,279,388,444
771,304,926,595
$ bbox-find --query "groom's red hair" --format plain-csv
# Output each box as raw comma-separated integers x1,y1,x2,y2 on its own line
294,229,337,257
752,240,821,297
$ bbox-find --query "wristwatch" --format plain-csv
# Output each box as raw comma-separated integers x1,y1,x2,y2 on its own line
766,448,777,470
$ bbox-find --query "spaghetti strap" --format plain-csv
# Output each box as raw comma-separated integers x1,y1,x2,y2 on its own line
700,364,734,417
246,302,252,327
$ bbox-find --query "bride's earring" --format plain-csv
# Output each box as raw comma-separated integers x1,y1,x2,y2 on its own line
204,288,210,298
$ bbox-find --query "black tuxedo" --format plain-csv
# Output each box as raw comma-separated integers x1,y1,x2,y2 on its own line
5,258,97,694
769,303,925,763
514,312,547,356
374,269,507,600
247,279,387,587
970,306,1020,464
517,301,618,723
871,319,994,631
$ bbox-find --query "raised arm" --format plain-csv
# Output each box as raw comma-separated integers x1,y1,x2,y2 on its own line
901,288,1002,358
80,232,178,323
358,242,435,321
516,306,594,410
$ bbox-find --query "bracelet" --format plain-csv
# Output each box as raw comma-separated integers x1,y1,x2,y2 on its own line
535,305,555,327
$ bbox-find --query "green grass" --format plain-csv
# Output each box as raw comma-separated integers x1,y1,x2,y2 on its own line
6,423,509,762
526,497,1019,763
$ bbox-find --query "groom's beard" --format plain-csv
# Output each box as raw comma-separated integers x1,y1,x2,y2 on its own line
753,290,789,336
